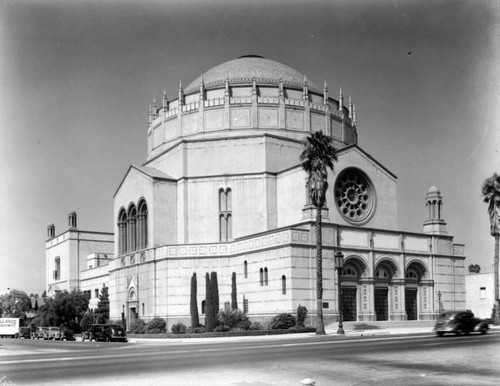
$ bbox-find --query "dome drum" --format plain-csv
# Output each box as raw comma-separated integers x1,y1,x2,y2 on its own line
147,57,357,161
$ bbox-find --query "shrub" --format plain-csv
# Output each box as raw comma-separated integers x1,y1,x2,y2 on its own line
146,317,166,334
248,321,264,331
193,326,206,334
129,319,146,334
236,319,251,331
171,322,187,334
296,305,308,327
217,309,248,329
270,313,296,330
214,325,231,332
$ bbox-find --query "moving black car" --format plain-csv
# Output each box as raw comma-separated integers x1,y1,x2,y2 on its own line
434,310,489,336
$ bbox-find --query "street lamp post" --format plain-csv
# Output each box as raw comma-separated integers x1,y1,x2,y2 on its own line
335,251,345,335
437,290,442,315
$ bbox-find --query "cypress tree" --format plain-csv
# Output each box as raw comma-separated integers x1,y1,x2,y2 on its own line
205,272,214,332
231,272,238,310
210,271,219,316
190,272,199,328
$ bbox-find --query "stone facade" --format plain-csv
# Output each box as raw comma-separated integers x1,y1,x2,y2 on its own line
46,56,466,329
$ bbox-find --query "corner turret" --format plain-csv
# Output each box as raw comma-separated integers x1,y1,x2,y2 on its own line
423,186,447,235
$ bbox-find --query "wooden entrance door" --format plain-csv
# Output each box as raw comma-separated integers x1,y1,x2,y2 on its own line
405,288,418,320
375,287,388,321
341,287,357,321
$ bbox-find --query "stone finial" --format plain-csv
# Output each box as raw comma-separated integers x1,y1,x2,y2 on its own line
162,89,168,109
353,103,356,125
349,96,353,119
303,75,309,99
339,88,344,113
148,105,152,125
199,75,205,100
152,96,157,118
323,80,329,104
178,81,184,106
278,78,284,97
225,73,230,97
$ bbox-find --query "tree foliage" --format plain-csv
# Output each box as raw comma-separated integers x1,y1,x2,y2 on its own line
468,264,481,274
80,310,94,332
482,173,500,236
0,289,31,319
96,285,109,324
300,131,337,335
231,272,238,310
205,272,214,332
190,272,200,328
482,173,500,317
31,290,89,332
210,271,219,315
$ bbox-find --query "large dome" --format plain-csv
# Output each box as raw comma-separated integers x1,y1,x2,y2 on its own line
186,55,318,91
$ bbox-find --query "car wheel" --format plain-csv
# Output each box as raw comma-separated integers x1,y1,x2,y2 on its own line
437,332,444,337
481,327,488,335
106,337,110,342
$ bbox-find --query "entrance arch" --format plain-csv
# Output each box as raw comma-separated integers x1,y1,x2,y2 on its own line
405,261,426,320
341,256,366,322
374,259,398,321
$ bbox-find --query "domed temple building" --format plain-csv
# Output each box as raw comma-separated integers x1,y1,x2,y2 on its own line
46,56,465,328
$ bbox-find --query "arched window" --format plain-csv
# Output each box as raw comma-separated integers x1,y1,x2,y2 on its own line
244,261,248,278
282,275,286,295
219,188,233,241
137,199,148,250
219,214,227,242
118,208,128,256
127,204,137,252
54,257,61,280
264,267,269,286
259,268,264,286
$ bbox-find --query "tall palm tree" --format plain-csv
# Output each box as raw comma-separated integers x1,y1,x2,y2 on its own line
482,173,500,323
300,131,337,335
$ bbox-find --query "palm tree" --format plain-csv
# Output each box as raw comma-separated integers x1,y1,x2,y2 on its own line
482,173,500,323
300,131,337,335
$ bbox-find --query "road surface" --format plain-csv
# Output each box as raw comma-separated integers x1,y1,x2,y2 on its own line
1,331,499,385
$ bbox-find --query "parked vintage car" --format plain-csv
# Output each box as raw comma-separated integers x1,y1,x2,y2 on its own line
55,328,76,341
434,310,489,336
82,324,127,342
32,326,47,340
43,327,60,340
15,327,31,339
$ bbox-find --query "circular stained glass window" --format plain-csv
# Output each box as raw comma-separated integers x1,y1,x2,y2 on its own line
334,169,376,224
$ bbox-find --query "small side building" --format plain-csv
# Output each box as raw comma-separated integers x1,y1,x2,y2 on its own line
465,272,495,319
45,212,113,310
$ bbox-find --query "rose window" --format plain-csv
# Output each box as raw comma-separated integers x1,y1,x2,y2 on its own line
335,169,375,224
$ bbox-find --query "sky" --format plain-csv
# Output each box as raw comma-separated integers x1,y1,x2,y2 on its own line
0,0,498,295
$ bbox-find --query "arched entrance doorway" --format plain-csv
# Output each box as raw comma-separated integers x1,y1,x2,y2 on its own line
374,260,397,321
341,257,365,322
405,261,426,320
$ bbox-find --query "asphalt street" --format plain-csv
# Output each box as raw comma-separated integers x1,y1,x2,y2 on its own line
1,331,499,385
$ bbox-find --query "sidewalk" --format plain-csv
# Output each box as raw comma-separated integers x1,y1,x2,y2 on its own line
325,320,435,336
128,320,439,344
